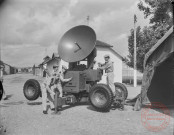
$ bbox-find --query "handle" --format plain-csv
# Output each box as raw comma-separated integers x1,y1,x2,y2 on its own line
74,42,81,53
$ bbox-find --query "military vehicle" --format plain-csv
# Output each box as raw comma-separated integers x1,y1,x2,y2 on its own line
23,25,128,112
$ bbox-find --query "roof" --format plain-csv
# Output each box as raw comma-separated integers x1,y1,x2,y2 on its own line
96,40,123,60
96,40,113,47
43,55,51,61
144,26,173,67
41,53,60,65
0,60,16,68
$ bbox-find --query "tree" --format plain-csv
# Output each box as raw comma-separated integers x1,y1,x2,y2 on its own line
138,0,173,28
127,0,173,72
127,26,157,72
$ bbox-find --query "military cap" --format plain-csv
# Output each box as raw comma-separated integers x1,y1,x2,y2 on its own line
104,54,110,58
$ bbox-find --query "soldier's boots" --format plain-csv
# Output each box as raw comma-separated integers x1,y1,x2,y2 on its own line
43,110,48,114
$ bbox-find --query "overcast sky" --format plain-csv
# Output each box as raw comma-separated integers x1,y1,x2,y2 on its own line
0,0,149,67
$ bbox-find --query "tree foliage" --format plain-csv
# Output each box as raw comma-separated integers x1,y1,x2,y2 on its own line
127,0,173,72
138,0,173,27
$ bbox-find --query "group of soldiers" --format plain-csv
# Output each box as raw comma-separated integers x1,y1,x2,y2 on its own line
40,54,125,115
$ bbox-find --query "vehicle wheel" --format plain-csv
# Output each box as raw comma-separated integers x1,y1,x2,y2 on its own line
89,84,114,112
114,82,128,100
23,79,41,101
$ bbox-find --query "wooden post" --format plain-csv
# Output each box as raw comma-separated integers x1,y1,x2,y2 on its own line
54,90,58,113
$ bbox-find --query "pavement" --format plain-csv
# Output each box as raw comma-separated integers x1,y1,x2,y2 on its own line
0,74,173,135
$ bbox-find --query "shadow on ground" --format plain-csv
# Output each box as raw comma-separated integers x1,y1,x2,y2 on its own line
0,105,8,108
87,105,109,113
153,107,174,118
3,101,24,105
61,102,89,111
3,94,13,100
27,102,42,105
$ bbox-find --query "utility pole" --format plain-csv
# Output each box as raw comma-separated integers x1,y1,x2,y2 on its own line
86,15,90,26
133,14,137,87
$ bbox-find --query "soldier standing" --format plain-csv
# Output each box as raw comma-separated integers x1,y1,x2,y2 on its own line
52,65,72,114
98,55,125,110
98,54,116,96
42,63,55,114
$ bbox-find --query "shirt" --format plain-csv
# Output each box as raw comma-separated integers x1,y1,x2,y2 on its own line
99,60,114,73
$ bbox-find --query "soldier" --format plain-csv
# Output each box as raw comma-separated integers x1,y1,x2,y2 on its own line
98,54,116,96
42,63,55,114
51,64,72,114
98,55,125,110
51,65,72,97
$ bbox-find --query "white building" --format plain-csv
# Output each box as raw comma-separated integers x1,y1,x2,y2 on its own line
60,40,123,83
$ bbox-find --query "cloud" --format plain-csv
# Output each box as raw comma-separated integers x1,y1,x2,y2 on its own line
0,0,150,67
0,0,72,46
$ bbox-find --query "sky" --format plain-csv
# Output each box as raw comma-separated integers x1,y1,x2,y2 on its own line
0,0,149,67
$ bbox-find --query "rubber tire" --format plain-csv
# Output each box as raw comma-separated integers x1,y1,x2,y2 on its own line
114,82,128,100
89,83,114,112
23,79,41,101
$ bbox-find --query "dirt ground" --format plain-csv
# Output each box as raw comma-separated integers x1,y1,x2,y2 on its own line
0,74,173,135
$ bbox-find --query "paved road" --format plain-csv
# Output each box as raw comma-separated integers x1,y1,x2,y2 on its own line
0,74,173,135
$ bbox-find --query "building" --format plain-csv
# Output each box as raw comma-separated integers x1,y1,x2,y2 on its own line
32,65,42,76
0,61,17,75
122,63,143,85
0,61,4,77
33,53,61,76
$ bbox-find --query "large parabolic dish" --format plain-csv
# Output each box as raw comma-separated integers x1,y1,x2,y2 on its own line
58,25,96,62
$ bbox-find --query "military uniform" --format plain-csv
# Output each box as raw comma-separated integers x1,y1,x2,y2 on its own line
52,69,71,98
99,55,115,96
51,65,72,114
42,69,55,114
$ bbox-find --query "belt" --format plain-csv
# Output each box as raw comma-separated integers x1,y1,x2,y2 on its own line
106,71,113,73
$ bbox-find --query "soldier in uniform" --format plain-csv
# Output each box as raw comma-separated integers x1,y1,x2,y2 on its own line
42,63,55,114
51,65,72,114
98,54,116,96
98,54,125,110
51,65,72,97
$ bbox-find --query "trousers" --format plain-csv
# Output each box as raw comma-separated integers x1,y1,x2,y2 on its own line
41,83,55,111
106,72,115,96
52,83,63,97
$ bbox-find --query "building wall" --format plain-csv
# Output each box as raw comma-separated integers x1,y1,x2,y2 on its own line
96,47,122,83
34,68,43,76
122,62,143,84
4,64,10,75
